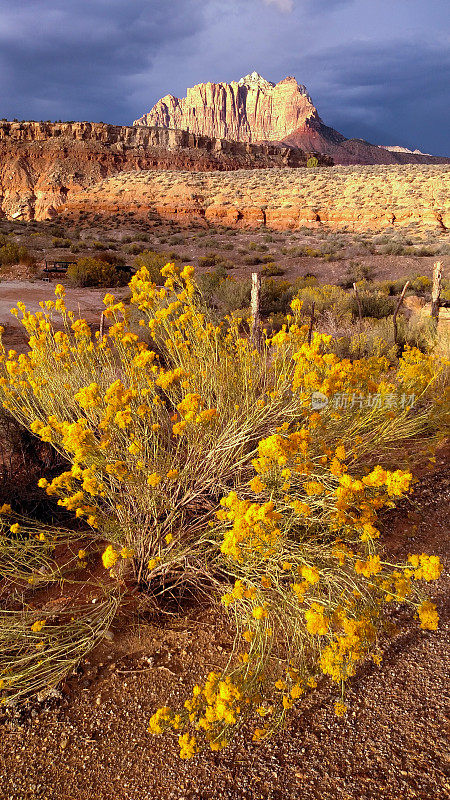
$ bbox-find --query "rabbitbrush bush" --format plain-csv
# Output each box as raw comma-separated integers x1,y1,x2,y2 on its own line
0,263,448,758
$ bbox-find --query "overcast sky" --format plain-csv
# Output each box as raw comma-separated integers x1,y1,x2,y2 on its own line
0,0,449,155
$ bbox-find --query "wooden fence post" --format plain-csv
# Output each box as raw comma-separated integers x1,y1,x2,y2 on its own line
431,261,442,323
251,272,261,347
353,282,363,330
307,301,316,346
393,280,410,348
99,312,105,343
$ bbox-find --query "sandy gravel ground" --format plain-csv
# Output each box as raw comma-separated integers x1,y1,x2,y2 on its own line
0,280,129,354
0,280,129,327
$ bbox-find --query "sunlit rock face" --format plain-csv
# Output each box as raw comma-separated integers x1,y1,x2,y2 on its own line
134,73,320,143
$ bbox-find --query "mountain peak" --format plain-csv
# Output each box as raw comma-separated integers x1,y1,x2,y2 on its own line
381,144,432,156
134,74,317,142
238,71,274,89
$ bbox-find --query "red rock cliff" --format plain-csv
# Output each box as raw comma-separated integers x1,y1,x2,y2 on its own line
0,120,329,220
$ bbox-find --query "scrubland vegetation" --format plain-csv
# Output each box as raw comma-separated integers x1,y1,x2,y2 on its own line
79,163,450,234
0,257,448,762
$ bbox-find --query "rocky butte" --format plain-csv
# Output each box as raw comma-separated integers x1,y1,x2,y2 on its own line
135,72,450,166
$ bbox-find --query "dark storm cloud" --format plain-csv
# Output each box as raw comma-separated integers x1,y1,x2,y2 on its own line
0,0,205,121
0,0,448,155
302,41,450,154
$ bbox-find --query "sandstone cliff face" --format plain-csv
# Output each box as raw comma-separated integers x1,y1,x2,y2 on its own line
0,120,328,221
134,72,320,143
135,72,450,166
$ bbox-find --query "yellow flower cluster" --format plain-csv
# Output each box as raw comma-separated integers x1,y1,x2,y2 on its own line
253,429,310,473
178,733,199,760
304,603,330,636
185,673,242,748
291,333,386,404
221,579,257,607
334,701,347,717
249,476,266,493
149,671,245,757
319,614,376,682
332,466,412,541
362,466,412,498
148,706,179,734
397,345,440,394
102,545,119,569
407,553,442,581
417,600,439,630
30,620,46,633
354,555,381,578
300,565,320,584
173,393,217,435
218,491,281,563
379,554,441,603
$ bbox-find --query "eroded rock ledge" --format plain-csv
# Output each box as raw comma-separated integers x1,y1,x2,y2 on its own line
0,121,329,221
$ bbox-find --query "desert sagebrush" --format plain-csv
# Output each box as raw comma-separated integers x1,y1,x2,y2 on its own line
0,264,447,753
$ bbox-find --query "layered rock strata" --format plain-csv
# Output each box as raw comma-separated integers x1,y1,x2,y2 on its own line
0,121,328,221
135,73,317,143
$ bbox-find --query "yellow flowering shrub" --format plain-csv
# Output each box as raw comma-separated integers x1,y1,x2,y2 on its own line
0,263,447,749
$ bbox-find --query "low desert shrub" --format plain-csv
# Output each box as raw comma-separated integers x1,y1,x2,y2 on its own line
198,268,251,315
261,263,285,277
243,254,264,266
415,246,437,257
66,257,129,288
0,237,35,268
379,242,406,256
260,279,294,316
293,274,319,290
410,275,432,295
328,311,441,362
0,267,447,759
285,245,339,261
128,242,144,255
292,284,351,319
339,262,375,289
376,279,410,296
52,237,72,249
249,242,268,252
348,291,397,320
198,252,224,269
